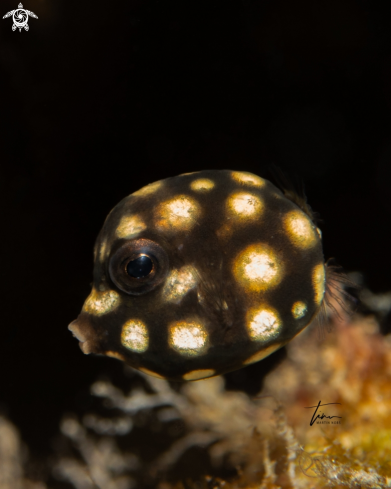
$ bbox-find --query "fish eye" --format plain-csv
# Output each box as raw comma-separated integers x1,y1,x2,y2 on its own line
126,254,154,278
109,239,169,295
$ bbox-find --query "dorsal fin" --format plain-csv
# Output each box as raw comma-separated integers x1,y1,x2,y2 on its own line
268,165,320,225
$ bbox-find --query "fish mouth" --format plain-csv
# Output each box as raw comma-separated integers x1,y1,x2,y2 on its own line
68,319,93,354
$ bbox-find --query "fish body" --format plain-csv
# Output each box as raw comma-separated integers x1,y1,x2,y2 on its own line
69,170,325,381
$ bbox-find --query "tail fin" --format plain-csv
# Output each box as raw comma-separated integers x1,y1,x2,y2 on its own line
315,259,360,338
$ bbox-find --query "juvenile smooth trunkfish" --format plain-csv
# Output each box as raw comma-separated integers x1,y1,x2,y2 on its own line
69,170,329,381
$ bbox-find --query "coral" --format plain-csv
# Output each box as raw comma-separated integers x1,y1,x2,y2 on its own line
52,310,391,489
0,416,47,489
2,289,391,488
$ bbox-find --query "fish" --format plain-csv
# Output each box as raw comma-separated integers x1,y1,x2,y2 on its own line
69,169,332,381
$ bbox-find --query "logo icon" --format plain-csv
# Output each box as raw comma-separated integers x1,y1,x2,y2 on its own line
3,3,38,32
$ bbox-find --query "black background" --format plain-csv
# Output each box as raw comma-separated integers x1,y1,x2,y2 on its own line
0,0,390,476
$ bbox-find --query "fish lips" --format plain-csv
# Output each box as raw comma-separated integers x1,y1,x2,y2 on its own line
68,315,98,355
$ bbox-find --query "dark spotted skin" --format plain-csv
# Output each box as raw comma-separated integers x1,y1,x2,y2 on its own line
69,170,325,381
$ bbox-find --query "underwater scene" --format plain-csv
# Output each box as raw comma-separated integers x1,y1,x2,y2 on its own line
1,0,391,488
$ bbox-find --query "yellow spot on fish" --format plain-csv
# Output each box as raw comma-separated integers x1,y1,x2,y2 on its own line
231,171,265,187
99,238,109,263
190,178,215,191
246,306,281,341
155,195,201,232
133,180,163,197
83,289,120,316
98,281,109,292
292,301,307,319
243,343,283,365
183,369,216,381
313,263,326,305
169,320,208,356
226,192,263,219
138,367,166,380
116,214,147,239
162,265,199,303
233,244,283,291
121,319,149,352
105,351,126,361
284,210,317,249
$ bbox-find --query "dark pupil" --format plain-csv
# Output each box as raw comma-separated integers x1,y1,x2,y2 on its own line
126,255,153,278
